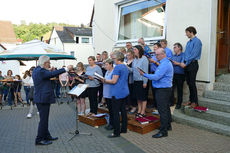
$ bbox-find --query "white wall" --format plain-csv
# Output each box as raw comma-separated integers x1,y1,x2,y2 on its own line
49,28,64,51
166,0,218,83
0,60,20,76
93,0,218,83
63,42,94,65
93,0,118,54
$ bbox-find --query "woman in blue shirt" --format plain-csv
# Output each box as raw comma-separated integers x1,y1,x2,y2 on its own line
102,51,129,138
103,59,114,130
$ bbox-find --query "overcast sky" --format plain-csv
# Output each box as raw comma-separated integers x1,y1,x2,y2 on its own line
0,0,94,25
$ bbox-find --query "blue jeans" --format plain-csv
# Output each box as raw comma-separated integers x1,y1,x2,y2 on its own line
24,86,30,104
8,87,14,106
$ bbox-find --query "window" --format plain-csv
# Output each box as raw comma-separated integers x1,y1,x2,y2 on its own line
76,37,79,44
70,51,75,57
118,0,166,42
82,37,90,43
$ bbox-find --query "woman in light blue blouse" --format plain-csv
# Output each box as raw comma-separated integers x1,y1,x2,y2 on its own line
132,45,149,118
103,59,114,130
85,56,103,116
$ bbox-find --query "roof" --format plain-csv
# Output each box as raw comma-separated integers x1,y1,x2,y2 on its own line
0,21,17,43
53,26,92,43
65,27,92,36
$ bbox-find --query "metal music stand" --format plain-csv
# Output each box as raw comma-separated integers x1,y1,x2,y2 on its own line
68,92,92,141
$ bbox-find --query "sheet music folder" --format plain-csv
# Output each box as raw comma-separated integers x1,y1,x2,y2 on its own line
68,84,89,97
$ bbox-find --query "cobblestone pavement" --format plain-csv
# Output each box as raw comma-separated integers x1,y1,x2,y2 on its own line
0,101,144,153
122,120,230,153
1,99,230,153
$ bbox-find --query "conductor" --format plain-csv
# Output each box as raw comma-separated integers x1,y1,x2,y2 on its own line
33,55,68,145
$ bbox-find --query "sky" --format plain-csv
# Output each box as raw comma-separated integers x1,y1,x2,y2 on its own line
0,0,94,25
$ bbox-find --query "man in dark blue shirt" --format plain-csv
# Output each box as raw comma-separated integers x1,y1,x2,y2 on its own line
181,26,202,108
171,43,185,109
139,48,173,138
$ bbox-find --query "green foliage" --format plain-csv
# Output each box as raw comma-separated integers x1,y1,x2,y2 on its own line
13,22,78,42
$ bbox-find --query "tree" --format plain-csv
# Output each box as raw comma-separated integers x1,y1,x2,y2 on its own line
13,22,78,42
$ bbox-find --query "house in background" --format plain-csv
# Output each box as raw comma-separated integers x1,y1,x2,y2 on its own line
0,20,21,76
91,0,230,136
49,26,94,65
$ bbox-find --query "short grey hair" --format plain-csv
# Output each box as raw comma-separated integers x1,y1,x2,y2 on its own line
113,50,124,62
158,48,166,54
38,55,50,68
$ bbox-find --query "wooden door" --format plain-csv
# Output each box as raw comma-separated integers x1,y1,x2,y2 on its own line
216,0,230,74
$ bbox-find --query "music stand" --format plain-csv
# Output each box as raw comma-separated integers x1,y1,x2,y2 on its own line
68,84,92,141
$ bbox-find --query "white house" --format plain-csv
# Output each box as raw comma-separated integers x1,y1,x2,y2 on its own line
91,0,230,90
49,26,94,66
91,0,230,135
0,20,20,76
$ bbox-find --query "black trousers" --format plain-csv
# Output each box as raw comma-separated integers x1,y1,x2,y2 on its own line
155,88,172,134
36,103,51,142
105,98,113,127
112,96,128,136
98,83,103,103
184,61,199,104
128,84,137,107
171,74,185,106
87,87,99,114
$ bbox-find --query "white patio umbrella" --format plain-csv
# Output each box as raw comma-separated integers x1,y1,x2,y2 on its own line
0,39,76,61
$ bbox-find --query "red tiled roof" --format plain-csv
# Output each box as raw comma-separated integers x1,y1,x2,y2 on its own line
0,20,17,43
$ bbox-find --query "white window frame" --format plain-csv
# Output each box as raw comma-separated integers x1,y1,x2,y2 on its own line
115,0,167,47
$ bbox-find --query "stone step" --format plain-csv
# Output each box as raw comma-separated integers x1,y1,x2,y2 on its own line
172,109,230,137
214,82,230,92
216,74,230,83
183,107,230,126
204,90,230,102
198,97,230,113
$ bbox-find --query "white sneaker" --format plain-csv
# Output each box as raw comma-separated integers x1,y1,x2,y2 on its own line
27,113,32,118
152,110,159,115
37,112,39,115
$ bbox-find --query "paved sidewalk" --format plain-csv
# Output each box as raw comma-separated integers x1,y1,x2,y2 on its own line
0,102,143,153
123,121,230,153
1,99,230,153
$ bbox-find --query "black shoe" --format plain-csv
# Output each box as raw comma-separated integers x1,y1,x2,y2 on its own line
107,134,120,138
175,105,181,109
46,136,58,141
105,125,113,130
167,126,172,131
120,130,127,134
152,132,168,138
35,140,52,145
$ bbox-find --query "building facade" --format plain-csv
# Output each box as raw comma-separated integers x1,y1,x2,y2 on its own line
92,0,230,92
49,26,94,66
